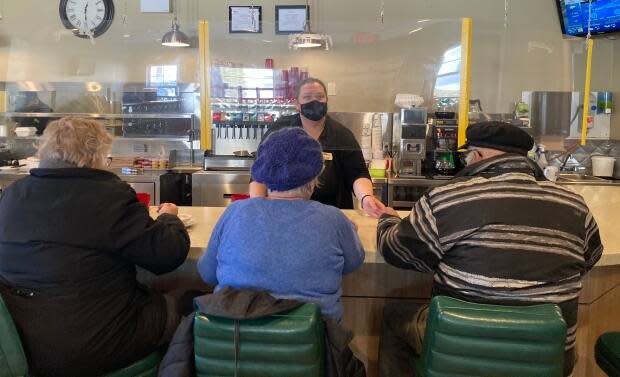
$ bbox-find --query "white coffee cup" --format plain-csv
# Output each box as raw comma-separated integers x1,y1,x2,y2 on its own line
544,165,559,182
591,155,615,177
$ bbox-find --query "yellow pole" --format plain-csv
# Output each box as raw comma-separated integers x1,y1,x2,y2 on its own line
458,18,473,148
199,20,212,151
581,38,594,146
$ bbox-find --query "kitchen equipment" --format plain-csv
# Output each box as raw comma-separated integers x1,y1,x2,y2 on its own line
522,91,612,139
192,170,251,206
394,108,428,177
0,125,7,137
194,152,255,206
388,177,448,209
14,127,37,137
233,150,256,158
203,152,254,171
591,155,615,177
434,111,455,119
429,122,460,176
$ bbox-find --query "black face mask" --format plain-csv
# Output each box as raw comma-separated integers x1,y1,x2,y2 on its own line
300,100,328,121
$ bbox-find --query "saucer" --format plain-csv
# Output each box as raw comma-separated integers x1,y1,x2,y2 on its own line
178,214,196,228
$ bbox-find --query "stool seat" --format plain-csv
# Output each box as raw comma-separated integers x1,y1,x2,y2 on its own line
0,292,160,377
596,332,620,377
416,296,567,377
194,303,325,377
0,294,27,377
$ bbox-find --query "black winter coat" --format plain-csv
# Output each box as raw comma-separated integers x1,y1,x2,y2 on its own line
0,168,190,377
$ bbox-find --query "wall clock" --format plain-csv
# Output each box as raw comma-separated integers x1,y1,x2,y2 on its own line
59,0,115,38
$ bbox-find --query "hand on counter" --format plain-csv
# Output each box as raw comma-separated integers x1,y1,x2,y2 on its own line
157,203,179,216
361,195,386,218
381,207,399,217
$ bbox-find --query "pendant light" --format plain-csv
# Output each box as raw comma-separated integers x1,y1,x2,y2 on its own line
162,0,190,47
289,0,332,50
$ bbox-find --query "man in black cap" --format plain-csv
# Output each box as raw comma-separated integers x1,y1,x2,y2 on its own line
376,122,602,377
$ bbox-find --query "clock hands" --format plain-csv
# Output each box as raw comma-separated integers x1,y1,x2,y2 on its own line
82,0,95,42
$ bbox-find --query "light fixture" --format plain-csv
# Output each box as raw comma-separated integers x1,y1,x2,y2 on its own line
289,0,332,50
161,0,190,47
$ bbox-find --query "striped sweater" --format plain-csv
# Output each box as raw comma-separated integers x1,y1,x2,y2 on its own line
377,154,603,376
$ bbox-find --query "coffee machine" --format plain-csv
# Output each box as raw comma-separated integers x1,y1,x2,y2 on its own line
429,116,460,176
396,108,428,177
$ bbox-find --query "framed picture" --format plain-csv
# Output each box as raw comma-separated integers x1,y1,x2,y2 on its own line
229,6,262,33
275,5,309,34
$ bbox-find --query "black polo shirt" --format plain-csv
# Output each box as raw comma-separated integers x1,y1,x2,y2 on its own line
258,114,371,209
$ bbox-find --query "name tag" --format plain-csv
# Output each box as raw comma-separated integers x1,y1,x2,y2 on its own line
322,152,333,161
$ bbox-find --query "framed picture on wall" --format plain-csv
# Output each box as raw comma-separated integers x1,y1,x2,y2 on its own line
229,6,262,33
275,5,309,34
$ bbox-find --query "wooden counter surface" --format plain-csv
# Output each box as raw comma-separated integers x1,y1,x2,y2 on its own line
152,204,620,267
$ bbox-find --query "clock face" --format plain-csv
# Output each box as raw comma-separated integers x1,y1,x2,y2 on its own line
59,0,115,39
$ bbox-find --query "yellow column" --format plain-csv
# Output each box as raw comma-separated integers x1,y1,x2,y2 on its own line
581,38,594,146
199,20,212,151
458,18,473,148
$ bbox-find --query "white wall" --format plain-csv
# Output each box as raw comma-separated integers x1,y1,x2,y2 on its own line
0,0,617,116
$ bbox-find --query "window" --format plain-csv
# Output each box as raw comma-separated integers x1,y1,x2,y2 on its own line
433,45,461,98
216,67,275,99
147,65,178,97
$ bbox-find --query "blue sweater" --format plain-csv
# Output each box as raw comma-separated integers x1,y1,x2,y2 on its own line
198,198,365,321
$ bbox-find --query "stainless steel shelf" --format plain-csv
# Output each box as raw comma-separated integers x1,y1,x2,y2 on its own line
0,112,195,119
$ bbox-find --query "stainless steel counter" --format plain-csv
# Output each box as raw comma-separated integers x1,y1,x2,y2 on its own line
192,170,251,207
0,168,165,205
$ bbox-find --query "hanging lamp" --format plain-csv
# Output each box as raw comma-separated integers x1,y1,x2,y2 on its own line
162,0,190,47
289,0,332,50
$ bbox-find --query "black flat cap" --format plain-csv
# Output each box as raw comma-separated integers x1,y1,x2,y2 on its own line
459,121,534,156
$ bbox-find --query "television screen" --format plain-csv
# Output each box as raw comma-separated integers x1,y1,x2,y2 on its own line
556,0,620,37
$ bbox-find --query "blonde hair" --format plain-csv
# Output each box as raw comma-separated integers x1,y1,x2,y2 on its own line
37,117,113,168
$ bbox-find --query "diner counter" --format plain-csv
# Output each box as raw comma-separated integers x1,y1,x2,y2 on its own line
148,204,620,377
153,200,620,267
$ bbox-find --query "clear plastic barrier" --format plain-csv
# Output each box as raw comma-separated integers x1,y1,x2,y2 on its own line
486,0,619,174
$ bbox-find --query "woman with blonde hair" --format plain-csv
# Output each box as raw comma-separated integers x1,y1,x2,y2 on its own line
0,117,190,376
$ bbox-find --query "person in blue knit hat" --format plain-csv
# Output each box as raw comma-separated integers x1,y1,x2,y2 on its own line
198,127,365,322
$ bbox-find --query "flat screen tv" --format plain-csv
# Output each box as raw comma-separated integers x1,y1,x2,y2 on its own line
556,0,620,37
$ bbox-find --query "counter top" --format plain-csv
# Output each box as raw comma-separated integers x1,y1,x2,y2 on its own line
155,205,619,268
151,207,403,264
564,185,620,266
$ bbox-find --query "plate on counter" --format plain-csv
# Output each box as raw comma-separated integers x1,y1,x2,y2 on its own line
178,214,196,228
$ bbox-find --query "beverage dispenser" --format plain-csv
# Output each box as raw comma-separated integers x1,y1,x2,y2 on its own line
397,108,428,177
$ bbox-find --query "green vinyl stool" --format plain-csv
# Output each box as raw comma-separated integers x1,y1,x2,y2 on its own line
0,293,27,377
0,293,160,377
595,332,620,377
415,296,567,377
194,303,325,377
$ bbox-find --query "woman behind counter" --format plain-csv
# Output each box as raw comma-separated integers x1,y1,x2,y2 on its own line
0,117,190,377
249,77,385,218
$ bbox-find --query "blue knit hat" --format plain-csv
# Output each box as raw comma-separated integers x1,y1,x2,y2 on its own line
252,127,324,192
